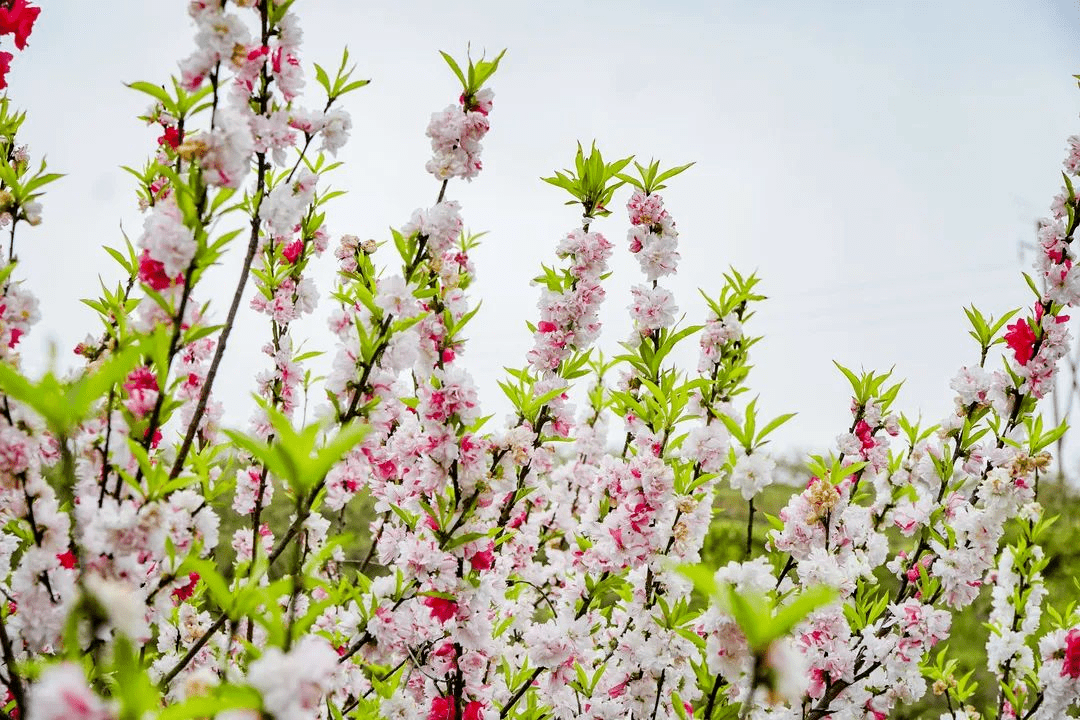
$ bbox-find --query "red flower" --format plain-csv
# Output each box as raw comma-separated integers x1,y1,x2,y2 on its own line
469,544,494,572
282,239,303,264
422,595,458,623
854,419,875,450
1063,627,1080,679
0,0,39,50
1034,301,1069,326
0,51,11,91
462,701,484,720
428,696,456,720
1004,317,1037,366
171,572,200,602
124,366,159,393
433,642,457,660
144,426,162,448
158,125,181,150
56,549,76,569
139,249,184,290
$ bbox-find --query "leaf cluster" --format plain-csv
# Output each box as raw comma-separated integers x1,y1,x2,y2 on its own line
542,142,632,218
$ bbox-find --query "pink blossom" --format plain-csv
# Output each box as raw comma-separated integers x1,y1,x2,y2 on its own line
320,108,352,156
424,102,491,181
201,106,254,188
247,636,338,718
629,284,677,333
27,663,113,720
139,198,195,279
122,366,159,418
260,170,318,239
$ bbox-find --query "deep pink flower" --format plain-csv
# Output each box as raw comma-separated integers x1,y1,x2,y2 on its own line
854,419,875,450
469,544,494,571
1033,301,1068,324
139,249,183,290
171,572,200,602
56,549,76,569
124,366,158,393
428,695,456,720
158,125,180,150
282,239,303,264
0,52,11,91
0,1,39,50
1004,317,1037,366
423,595,458,623
463,701,484,720
144,426,162,448
1063,628,1080,678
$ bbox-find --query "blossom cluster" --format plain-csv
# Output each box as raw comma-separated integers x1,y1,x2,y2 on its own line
425,88,492,181
526,227,613,374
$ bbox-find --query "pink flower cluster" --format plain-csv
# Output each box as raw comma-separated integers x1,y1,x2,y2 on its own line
425,88,493,181
626,190,680,281
625,191,681,336
527,229,612,373
0,277,38,359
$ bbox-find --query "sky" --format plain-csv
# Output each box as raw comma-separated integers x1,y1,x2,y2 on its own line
7,2,1080,475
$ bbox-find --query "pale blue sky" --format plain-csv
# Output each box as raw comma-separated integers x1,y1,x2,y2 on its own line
9,2,1080,469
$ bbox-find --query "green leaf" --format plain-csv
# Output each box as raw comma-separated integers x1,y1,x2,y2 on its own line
314,63,332,94
0,346,139,437
676,563,718,600
126,81,173,111
771,585,837,638
756,412,796,446
439,51,467,89
157,685,262,720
